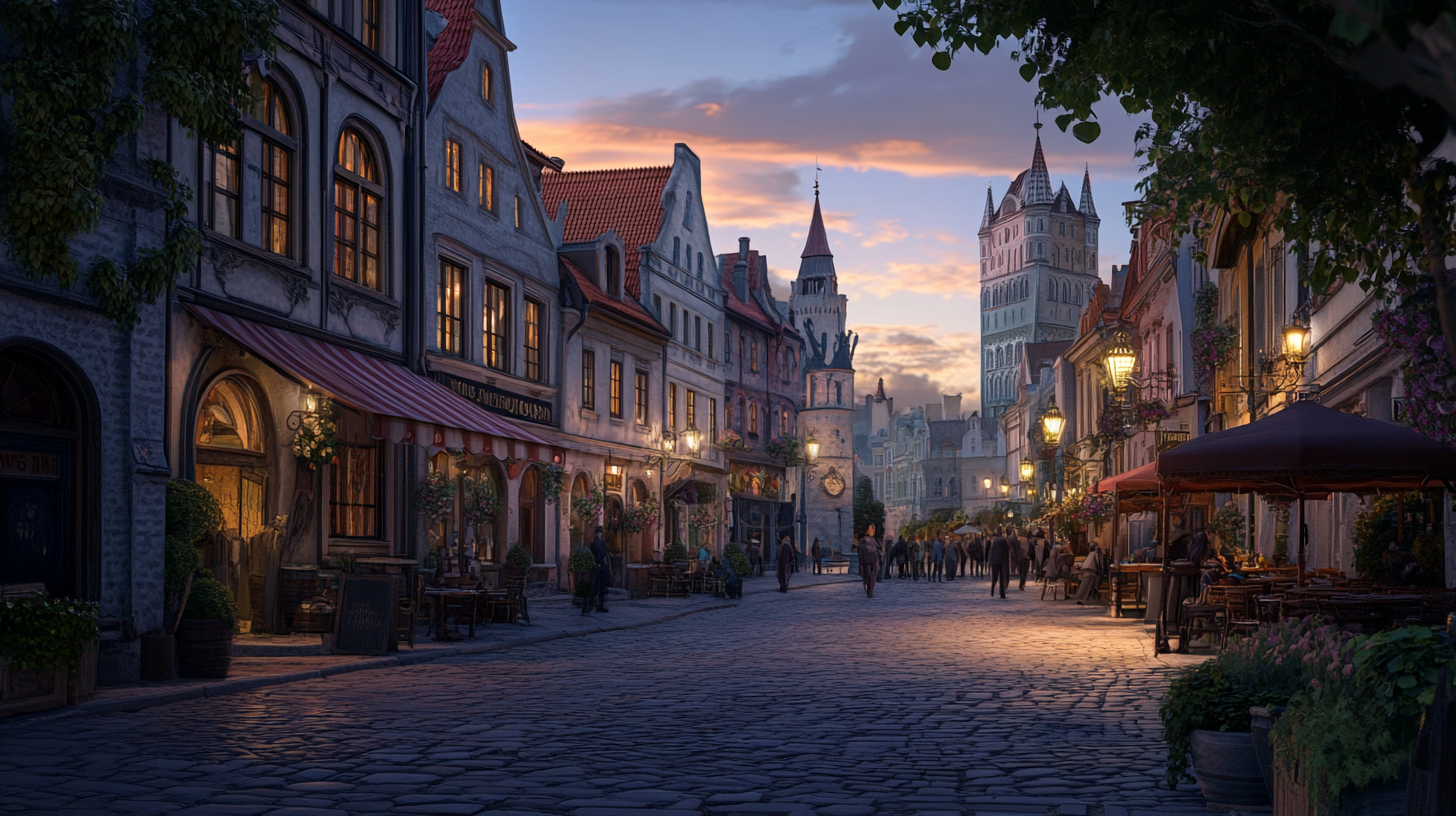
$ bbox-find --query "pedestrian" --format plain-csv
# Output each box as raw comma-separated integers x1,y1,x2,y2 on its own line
1075,542,1106,604
931,536,945,582
583,525,611,614
910,538,923,581
723,554,743,599
810,538,822,575
944,539,959,581
859,525,882,597
749,541,763,576
1015,530,1032,591
777,535,795,593
896,537,909,579
958,537,969,578
987,527,1010,599
970,536,985,577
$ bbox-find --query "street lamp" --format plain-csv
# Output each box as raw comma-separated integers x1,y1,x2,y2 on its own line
682,422,701,454
1102,331,1138,392
1018,457,1035,483
999,476,1010,497
982,476,992,492
1282,322,1310,365
1041,398,1065,446
798,435,821,567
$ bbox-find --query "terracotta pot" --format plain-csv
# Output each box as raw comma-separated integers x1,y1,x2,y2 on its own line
176,620,233,679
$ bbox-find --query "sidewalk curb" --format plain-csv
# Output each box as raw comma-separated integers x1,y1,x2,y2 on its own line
16,578,856,724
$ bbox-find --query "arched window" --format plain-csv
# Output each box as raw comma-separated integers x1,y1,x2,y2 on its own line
196,376,269,547
256,78,295,257
334,129,384,290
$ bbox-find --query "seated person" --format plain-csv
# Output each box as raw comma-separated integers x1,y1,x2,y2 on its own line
1074,544,1105,604
721,557,743,600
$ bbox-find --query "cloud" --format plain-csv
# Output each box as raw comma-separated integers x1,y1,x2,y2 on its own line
859,219,909,247
838,253,981,298
852,322,982,410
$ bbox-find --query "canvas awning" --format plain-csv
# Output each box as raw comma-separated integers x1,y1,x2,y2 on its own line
189,305,552,457
1095,461,1158,494
1155,400,1456,495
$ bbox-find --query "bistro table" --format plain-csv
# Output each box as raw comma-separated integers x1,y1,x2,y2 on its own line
1112,564,1160,618
423,588,486,639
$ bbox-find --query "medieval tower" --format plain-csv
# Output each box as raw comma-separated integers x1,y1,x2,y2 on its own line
790,188,857,555
979,124,1101,417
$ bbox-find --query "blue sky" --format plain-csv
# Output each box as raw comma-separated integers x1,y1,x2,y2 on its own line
504,0,1145,412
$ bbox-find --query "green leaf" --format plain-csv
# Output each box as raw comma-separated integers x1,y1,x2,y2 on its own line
931,51,952,71
1019,62,1037,82
1055,112,1075,132
1072,121,1101,143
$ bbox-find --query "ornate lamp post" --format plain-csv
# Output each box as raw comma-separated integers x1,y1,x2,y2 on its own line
797,435,820,563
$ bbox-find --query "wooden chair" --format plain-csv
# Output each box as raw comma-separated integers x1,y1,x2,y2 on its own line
394,574,420,649
490,578,529,624
1179,601,1227,651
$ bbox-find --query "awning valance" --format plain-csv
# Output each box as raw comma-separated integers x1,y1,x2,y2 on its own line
189,305,552,457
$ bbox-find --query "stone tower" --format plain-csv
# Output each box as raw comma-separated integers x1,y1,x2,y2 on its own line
978,124,1101,417
793,187,857,556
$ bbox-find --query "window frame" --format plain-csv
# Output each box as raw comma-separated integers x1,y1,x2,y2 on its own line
437,257,466,357
686,389,696,429
479,162,494,211
524,297,544,382
361,0,381,53
445,138,462,193
480,60,493,104
209,141,241,239
634,370,649,425
330,439,385,539
609,361,623,418
668,382,677,430
581,350,596,411
333,128,386,292
483,279,511,373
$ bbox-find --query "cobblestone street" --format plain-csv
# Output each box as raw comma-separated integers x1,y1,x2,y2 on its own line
1,577,1210,816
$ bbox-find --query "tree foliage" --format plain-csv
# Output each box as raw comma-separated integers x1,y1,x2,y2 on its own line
852,477,885,539
876,0,1456,363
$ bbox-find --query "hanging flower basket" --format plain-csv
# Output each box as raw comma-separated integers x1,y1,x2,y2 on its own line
571,483,606,525
291,401,338,471
619,492,659,534
461,476,500,530
540,463,566,504
416,469,454,523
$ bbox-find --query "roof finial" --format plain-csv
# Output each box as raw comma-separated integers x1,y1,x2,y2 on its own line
1034,109,1042,131
814,156,821,197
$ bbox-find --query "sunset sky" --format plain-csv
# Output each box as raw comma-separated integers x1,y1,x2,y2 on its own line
506,0,1146,413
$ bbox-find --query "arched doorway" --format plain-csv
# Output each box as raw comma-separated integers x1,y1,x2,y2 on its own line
569,473,591,550
519,466,545,565
195,375,271,604
473,460,507,565
0,346,92,599
628,479,650,564
604,495,624,587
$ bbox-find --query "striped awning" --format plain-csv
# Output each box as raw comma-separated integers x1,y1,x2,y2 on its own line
189,305,552,457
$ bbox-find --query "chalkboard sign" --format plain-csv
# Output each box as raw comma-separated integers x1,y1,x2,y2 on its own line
332,575,397,655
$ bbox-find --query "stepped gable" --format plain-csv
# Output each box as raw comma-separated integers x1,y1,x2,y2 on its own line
541,166,673,299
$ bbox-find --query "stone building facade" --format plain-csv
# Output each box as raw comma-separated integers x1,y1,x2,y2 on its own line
980,125,1101,418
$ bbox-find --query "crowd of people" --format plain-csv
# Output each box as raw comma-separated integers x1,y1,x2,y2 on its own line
851,525,1108,603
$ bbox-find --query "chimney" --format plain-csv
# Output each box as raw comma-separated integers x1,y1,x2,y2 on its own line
943,394,962,418
733,258,748,302
925,404,942,421
739,236,750,258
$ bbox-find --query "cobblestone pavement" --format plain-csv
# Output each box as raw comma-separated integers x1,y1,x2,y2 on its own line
1,574,1211,816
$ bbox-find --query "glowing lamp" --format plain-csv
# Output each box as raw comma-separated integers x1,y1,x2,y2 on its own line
999,476,1010,496
1102,332,1138,391
1283,322,1310,364
805,436,820,463
1041,398,1066,447
1019,457,1035,483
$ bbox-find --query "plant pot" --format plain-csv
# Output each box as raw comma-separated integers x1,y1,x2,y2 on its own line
1190,728,1271,807
66,639,99,704
572,570,592,607
1274,755,1406,816
175,620,233,679
1250,705,1286,801
0,657,68,717
140,635,174,681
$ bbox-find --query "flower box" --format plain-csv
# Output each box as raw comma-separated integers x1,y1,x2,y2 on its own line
1273,755,1405,816
0,657,68,718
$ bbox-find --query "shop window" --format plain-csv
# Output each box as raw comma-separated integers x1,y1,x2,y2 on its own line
330,426,383,540
195,377,269,549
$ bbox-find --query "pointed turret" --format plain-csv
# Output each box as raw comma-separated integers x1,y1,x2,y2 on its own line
980,186,995,229
1080,164,1098,219
1022,123,1053,206
801,189,834,258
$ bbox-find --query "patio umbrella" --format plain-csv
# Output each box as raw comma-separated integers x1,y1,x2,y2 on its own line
953,524,981,534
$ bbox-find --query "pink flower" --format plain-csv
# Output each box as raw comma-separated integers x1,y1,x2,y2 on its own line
1343,664,1354,676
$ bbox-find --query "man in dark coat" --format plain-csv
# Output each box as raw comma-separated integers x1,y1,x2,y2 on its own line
776,535,795,593
987,527,1011,599
584,526,610,614
859,525,882,597
810,538,822,575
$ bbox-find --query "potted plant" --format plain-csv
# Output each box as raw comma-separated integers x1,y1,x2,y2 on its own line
663,541,689,564
176,570,236,679
0,596,100,716
723,542,750,578
504,542,534,580
1272,625,1455,814
569,547,598,607
151,479,224,680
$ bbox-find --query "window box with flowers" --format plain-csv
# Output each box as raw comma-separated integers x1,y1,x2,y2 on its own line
716,429,749,452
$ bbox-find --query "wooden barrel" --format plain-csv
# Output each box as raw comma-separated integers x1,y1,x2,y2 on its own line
176,620,233,679
1191,729,1270,807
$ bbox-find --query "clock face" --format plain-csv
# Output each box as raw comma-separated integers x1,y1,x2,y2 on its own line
822,468,845,497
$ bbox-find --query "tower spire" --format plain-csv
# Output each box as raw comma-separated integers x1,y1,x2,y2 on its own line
801,191,833,258
1023,121,1052,205
980,186,995,229
1080,164,1098,218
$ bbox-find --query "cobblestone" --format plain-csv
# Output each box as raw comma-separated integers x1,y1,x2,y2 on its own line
1,576,1216,815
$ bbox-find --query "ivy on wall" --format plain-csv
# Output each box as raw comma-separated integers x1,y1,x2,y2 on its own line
0,0,275,328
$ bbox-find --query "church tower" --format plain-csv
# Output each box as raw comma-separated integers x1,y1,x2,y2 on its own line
977,124,1101,417
792,187,857,557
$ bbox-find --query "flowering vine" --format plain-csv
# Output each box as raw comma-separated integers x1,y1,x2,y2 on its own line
1372,279,1456,444
415,470,454,523
1131,398,1172,428
1189,282,1238,390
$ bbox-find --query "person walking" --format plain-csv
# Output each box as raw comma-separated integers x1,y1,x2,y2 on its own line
810,538,822,575
987,527,1010,598
776,535,795,593
944,539,959,581
896,538,909,579
1015,530,1032,591
583,526,611,614
957,537,969,578
859,525,882,597
931,537,945,582
910,538,923,581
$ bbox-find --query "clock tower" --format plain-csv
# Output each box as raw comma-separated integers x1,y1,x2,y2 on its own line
792,188,858,558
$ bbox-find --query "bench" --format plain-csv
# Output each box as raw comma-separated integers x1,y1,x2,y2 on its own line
820,558,851,574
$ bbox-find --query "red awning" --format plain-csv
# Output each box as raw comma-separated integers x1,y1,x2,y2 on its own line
1096,461,1158,494
189,305,551,456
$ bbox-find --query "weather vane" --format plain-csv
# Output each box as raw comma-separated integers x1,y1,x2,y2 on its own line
814,155,821,196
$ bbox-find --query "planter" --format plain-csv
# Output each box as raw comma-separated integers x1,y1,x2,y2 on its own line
1190,728,1271,807
66,639,99,704
140,634,174,681
0,657,68,717
176,620,233,679
1274,756,1405,816
1250,705,1287,800
572,570,592,607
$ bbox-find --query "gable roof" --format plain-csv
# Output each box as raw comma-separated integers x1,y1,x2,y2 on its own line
425,0,475,104
541,166,672,298
718,250,776,330
559,257,666,338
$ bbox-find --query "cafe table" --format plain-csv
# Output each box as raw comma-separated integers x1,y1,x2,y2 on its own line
423,587,486,639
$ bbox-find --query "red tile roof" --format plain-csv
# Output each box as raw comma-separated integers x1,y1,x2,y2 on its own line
540,166,672,299
800,195,833,258
718,250,778,331
560,257,665,337
425,0,474,104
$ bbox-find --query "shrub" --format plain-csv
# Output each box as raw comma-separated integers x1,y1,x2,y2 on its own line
0,597,100,672
568,548,598,573
505,543,533,573
166,479,223,545
663,541,688,562
164,534,200,595
723,542,750,576
182,570,236,626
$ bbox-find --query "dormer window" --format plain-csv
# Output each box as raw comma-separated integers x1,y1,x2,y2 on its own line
605,245,622,297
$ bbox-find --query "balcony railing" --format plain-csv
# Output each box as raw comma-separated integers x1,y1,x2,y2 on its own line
1157,429,1191,452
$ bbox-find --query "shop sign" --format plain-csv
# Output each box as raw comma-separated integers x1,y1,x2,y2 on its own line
432,372,555,426
0,450,59,480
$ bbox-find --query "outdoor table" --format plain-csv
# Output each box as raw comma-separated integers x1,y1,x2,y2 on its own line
423,588,484,639
1112,564,1159,618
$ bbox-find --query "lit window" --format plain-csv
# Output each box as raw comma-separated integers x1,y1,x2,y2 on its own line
481,62,492,103
362,0,380,52
479,163,494,210
524,299,543,381
445,139,461,192
334,129,384,290
750,341,759,373
256,79,294,257
609,361,623,418
210,142,240,238
514,195,521,229
709,398,717,441
686,390,696,429
484,281,510,372
668,383,677,430
748,402,759,436
437,259,465,356
634,371,649,424
581,350,595,410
